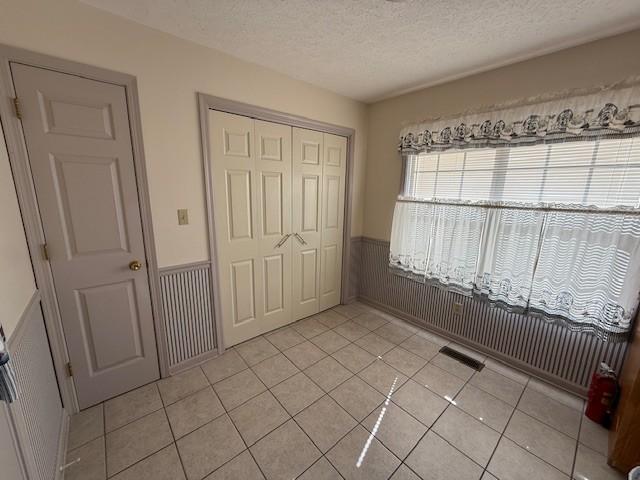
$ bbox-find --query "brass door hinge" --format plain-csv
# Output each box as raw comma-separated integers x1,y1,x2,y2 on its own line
13,97,22,120
66,362,73,377
42,243,49,261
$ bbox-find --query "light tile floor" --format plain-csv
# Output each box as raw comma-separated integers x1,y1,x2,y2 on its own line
64,302,624,480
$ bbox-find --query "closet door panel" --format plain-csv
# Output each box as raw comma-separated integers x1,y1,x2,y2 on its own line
319,134,347,310
255,120,292,327
210,112,293,346
292,128,323,320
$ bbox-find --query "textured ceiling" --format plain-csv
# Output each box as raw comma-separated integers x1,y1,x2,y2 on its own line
81,0,640,102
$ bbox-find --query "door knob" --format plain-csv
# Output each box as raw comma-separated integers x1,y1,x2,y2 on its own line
129,260,143,271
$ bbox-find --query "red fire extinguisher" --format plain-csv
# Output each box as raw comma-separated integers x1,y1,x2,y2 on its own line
585,362,618,427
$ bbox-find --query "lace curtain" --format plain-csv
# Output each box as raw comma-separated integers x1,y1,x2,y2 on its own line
390,79,640,340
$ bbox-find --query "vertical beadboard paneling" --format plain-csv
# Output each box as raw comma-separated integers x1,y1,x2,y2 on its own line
8,296,63,480
348,236,362,300
159,262,217,368
357,237,628,390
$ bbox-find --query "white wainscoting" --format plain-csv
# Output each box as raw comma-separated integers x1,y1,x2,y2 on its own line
159,262,218,372
6,291,66,480
357,237,628,395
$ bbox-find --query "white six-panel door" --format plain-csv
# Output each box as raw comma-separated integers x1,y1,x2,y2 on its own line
210,113,346,346
209,111,293,346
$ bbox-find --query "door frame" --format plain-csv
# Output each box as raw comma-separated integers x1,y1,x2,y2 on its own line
0,44,168,413
198,93,357,353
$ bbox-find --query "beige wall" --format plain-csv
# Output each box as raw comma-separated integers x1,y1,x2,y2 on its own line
0,121,37,338
364,29,640,241
0,0,368,267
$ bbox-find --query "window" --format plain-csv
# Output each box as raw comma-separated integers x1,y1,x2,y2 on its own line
391,136,640,340
402,137,640,207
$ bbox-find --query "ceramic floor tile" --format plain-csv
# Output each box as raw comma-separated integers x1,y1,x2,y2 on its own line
433,406,501,467
405,431,483,480
329,375,385,421
381,346,427,377
67,403,104,451
104,383,163,433
413,363,465,399
414,329,449,346
579,416,609,455
333,320,370,341
390,464,421,480
292,317,330,339
304,356,353,392
65,436,106,480
283,340,327,370
331,343,376,373
235,336,279,366
332,303,368,319
166,386,225,439
357,359,408,396
265,327,306,351
157,366,209,406
176,414,246,480
294,395,357,452
355,332,396,356
201,349,248,384
250,420,321,480
352,311,389,331
527,377,584,411
399,335,441,361
251,353,299,388
454,384,514,432
518,386,581,438
392,380,449,427
482,472,499,480
483,358,529,386
315,310,350,329
488,437,568,480
110,444,185,480
106,409,173,477
298,457,342,480
326,425,401,480
229,391,290,445
310,329,350,354
213,369,267,410
374,322,414,344
429,353,475,381
504,410,575,475
362,402,427,459
469,367,525,406
270,372,324,415
573,443,624,480
204,451,264,480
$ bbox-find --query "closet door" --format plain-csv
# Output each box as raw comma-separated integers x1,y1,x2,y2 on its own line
209,111,292,346
292,128,323,320
319,134,347,309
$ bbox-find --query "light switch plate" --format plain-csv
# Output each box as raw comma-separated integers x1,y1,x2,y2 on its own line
177,209,189,225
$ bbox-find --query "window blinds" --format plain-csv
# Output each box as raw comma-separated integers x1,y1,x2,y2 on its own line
403,136,640,208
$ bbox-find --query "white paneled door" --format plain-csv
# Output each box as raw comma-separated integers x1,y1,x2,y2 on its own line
210,111,294,346
209,113,347,346
12,63,159,408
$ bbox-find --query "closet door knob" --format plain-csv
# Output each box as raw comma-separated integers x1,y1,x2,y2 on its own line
129,260,143,271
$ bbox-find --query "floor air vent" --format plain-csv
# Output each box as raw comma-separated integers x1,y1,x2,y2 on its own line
439,346,484,371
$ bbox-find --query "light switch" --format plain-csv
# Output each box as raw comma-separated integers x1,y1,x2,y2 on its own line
177,209,189,225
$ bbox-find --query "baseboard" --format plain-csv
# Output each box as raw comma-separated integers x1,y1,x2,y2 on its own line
167,348,220,376
359,294,589,398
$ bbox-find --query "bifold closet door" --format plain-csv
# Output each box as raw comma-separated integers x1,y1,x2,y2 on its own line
319,133,347,310
292,128,324,320
209,111,293,346
291,129,347,319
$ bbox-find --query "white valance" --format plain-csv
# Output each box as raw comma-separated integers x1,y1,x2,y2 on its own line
399,80,640,154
